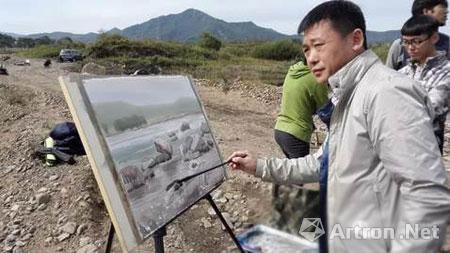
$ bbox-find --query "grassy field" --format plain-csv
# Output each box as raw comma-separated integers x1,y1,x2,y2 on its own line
17,34,390,86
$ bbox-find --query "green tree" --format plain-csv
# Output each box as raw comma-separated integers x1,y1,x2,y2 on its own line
198,32,222,51
16,38,35,48
0,33,15,47
56,37,73,45
34,36,53,46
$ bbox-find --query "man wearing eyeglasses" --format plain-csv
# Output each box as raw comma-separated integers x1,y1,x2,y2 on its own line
399,15,450,153
386,0,449,70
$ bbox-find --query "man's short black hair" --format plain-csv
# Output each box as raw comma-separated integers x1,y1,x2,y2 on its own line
401,15,440,36
412,0,448,16
298,0,368,49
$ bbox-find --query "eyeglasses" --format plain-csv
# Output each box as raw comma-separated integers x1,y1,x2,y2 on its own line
401,36,431,47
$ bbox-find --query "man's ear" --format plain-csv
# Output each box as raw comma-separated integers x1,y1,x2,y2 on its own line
431,32,440,44
350,28,365,51
423,8,433,15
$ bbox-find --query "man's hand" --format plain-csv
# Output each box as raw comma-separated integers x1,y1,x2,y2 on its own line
227,150,257,175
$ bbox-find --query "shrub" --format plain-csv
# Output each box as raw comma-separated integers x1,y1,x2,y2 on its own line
88,34,217,61
370,43,390,63
252,39,302,61
220,42,257,57
198,32,222,51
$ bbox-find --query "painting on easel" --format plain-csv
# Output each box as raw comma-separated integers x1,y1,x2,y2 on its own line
59,75,226,252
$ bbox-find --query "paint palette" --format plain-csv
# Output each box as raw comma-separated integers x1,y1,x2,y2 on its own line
237,225,318,253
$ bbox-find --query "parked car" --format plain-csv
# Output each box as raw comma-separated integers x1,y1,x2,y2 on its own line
58,49,82,62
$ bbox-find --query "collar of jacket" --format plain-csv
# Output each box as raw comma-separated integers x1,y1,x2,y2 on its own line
408,50,447,70
328,50,379,103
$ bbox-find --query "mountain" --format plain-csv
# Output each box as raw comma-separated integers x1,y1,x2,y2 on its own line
106,27,122,35
120,8,287,42
6,31,99,43
25,31,98,43
367,30,400,44
4,32,22,38
3,8,402,44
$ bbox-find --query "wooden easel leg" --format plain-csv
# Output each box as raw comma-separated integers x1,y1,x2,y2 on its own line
105,195,243,253
104,222,115,253
153,226,167,253
205,194,245,253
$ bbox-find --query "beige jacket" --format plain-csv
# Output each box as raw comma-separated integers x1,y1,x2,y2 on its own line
256,50,450,253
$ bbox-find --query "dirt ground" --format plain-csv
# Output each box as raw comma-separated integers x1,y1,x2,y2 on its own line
0,56,287,253
0,55,449,253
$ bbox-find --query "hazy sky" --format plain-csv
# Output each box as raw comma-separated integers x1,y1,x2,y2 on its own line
84,76,197,106
3,0,450,36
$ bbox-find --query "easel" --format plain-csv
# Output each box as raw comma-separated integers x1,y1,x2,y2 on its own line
104,193,245,253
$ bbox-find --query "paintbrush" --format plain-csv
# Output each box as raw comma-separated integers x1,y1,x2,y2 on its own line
166,159,232,191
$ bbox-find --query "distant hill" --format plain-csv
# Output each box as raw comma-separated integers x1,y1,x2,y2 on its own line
4,8,401,44
367,30,400,44
120,8,287,42
22,32,98,44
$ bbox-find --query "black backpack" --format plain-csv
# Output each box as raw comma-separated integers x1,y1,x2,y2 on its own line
49,122,86,156
35,122,86,165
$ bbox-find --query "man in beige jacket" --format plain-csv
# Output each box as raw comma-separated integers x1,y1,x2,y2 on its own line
228,1,450,253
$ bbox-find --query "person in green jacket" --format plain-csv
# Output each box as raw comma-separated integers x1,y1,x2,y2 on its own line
271,60,328,233
274,60,328,158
